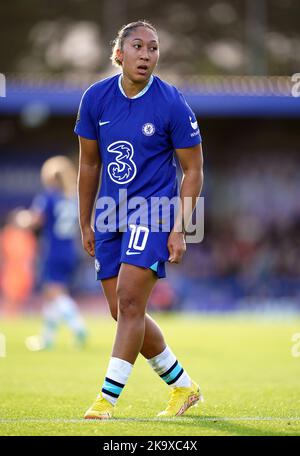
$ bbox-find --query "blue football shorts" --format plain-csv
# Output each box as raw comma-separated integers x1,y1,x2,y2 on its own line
42,254,77,285
94,225,170,280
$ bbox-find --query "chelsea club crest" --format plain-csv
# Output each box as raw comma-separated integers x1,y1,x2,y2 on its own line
142,123,155,136
95,259,101,272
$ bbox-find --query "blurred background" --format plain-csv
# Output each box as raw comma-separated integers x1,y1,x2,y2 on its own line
0,0,300,316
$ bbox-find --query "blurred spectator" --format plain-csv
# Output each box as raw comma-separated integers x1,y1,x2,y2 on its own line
168,153,300,310
148,280,176,312
0,208,37,316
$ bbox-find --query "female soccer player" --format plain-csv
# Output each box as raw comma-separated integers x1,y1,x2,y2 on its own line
75,20,204,419
26,156,87,350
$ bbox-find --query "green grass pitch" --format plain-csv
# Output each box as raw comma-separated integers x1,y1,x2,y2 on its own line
0,313,300,436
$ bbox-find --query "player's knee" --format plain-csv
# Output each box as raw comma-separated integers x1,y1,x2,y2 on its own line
117,290,143,319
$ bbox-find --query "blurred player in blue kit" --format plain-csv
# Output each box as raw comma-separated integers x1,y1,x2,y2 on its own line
75,21,204,418
26,156,87,351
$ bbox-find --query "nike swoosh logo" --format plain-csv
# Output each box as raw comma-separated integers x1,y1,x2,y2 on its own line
189,116,198,130
126,249,141,255
99,121,110,126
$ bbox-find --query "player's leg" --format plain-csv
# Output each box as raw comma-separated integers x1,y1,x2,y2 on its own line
29,254,86,349
45,257,87,348
26,257,58,350
52,256,87,347
37,281,87,349
117,227,202,417
112,263,157,361
101,276,166,358
53,287,88,348
37,283,63,349
85,263,157,419
101,274,201,416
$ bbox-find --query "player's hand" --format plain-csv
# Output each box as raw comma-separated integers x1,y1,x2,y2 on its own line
167,231,186,264
81,225,95,257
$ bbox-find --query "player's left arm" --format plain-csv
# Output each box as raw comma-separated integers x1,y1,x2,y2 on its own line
168,143,204,263
25,194,48,230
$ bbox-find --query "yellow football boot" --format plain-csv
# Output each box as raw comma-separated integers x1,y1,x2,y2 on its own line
84,394,114,420
157,380,203,417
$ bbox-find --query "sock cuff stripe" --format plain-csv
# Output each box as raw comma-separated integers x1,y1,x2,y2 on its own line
105,376,125,388
102,388,119,398
103,381,122,396
167,368,184,385
159,359,178,378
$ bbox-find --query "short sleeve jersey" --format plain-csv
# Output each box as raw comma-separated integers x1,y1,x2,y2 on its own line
74,74,202,237
31,190,79,259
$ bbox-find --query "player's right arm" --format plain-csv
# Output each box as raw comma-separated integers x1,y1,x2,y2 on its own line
78,137,101,257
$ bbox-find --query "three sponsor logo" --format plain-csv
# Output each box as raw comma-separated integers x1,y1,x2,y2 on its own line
107,141,137,185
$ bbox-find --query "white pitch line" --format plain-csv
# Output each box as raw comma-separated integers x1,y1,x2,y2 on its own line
0,417,300,424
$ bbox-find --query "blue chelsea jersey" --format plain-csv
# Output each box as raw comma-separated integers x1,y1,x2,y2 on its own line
31,190,79,259
74,74,202,236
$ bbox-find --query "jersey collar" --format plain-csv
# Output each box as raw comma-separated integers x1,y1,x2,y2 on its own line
118,74,154,99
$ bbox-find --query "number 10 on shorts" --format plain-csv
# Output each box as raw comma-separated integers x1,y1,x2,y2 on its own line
128,224,149,251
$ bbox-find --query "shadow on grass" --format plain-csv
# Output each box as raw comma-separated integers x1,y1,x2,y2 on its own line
177,415,299,436
105,415,299,437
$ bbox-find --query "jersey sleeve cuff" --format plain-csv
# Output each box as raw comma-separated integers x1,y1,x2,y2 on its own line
74,126,97,140
173,137,202,150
